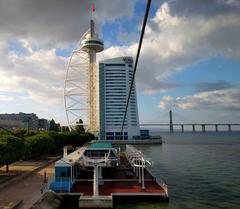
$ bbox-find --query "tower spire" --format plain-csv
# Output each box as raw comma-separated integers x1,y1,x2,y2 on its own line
90,19,94,38
64,2,103,133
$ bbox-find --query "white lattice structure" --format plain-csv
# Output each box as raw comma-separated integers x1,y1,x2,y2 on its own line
64,20,104,132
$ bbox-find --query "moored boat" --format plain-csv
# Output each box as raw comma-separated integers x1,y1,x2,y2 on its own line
49,142,169,208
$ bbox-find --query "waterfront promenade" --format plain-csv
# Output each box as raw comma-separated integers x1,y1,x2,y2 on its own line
0,160,55,209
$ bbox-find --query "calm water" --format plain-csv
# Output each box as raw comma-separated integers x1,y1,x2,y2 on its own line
117,132,240,209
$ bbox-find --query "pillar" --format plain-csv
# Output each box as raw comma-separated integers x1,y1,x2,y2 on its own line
136,159,139,177
133,158,136,174
63,146,68,158
70,166,72,183
71,166,74,182
141,158,145,189
181,125,184,133
138,159,141,184
228,124,231,132
99,167,102,179
215,124,218,132
69,180,71,192
192,124,195,132
90,19,94,37
169,110,174,133
93,165,99,197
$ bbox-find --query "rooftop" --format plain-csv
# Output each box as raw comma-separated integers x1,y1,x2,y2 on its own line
89,142,113,149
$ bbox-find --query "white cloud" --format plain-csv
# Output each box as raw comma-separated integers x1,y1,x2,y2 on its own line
99,2,240,94
0,95,14,102
0,1,240,124
0,0,135,46
0,40,67,107
159,87,240,110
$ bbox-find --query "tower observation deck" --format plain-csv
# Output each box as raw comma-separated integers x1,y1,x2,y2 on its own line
64,19,104,132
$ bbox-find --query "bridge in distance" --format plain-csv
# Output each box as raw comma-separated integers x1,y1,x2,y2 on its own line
140,110,240,133
140,123,240,133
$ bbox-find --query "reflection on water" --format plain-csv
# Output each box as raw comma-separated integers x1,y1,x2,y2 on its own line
116,132,240,209
62,132,240,209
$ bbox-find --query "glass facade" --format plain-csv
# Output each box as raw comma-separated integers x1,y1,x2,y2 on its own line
99,57,140,140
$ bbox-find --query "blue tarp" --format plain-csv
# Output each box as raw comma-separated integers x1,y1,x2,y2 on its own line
49,181,73,192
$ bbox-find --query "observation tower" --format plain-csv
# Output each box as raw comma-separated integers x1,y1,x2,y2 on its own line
64,17,104,132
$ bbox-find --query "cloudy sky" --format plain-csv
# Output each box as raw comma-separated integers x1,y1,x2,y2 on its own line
0,0,240,125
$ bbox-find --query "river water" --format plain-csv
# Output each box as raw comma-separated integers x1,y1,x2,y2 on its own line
116,132,240,209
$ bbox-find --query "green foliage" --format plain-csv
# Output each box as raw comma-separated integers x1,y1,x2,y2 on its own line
68,131,95,147
61,126,70,132
48,130,94,148
0,130,11,135
11,128,37,138
75,119,85,133
0,135,27,171
42,129,94,150
49,119,61,132
0,126,94,168
46,131,68,150
25,133,56,155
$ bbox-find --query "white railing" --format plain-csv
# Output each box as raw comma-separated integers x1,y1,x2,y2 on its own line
154,174,169,197
78,156,116,167
125,145,152,168
162,183,168,196
125,145,153,189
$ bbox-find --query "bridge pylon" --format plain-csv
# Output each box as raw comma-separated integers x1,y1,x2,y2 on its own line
169,110,174,133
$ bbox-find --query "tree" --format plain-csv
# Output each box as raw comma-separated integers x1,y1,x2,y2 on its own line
46,131,68,150
61,126,70,132
0,135,27,172
11,128,37,138
25,133,56,155
55,123,61,132
67,131,94,147
49,119,61,132
11,128,27,139
49,119,56,131
75,119,85,133
0,129,10,136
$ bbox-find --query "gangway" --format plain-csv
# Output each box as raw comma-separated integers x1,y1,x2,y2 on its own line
125,145,152,189
125,145,168,195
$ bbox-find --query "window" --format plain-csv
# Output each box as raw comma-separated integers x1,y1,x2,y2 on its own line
106,105,126,108
83,40,103,45
115,132,123,136
106,111,124,113
106,85,126,87
115,136,123,140
106,102,126,105
61,172,67,177
106,114,124,116
107,136,114,140
105,64,125,66
106,75,125,77
106,98,126,101
106,71,126,75
106,132,114,136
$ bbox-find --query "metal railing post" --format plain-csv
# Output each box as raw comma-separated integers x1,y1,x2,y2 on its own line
138,158,141,184
142,157,145,189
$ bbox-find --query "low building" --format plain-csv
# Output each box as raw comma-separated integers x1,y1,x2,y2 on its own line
38,118,50,130
0,112,39,131
0,119,22,129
